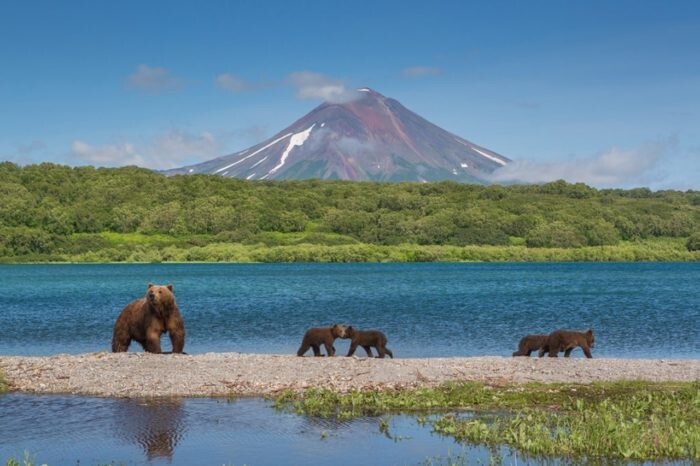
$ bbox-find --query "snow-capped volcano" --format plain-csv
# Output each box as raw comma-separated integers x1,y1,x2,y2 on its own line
167,88,509,182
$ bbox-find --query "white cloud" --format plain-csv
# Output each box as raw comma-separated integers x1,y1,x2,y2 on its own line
402,66,442,77
215,73,252,92
127,64,182,93
71,130,222,169
289,71,360,103
489,138,677,188
71,140,144,166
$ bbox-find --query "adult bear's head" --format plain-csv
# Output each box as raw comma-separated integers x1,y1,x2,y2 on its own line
146,283,176,315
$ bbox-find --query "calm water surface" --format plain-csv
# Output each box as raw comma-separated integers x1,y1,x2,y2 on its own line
0,263,698,357
0,394,509,466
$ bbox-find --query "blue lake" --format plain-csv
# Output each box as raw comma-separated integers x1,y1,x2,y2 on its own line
0,262,699,358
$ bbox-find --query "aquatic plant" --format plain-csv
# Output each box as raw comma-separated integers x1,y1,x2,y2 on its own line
274,381,700,462
4,451,38,466
0,371,8,394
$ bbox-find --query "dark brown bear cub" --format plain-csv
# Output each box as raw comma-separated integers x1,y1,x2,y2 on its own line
541,328,595,358
112,283,186,354
512,334,548,357
297,324,347,357
345,326,393,358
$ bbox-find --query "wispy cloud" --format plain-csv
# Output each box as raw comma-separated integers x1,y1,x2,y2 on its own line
402,66,442,78
215,73,253,92
215,73,275,93
1,140,48,165
17,140,47,156
289,71,360,103
514,100,541,110
489,138,677,188
71,140,143,166
127,64,183,93
71,129,222,169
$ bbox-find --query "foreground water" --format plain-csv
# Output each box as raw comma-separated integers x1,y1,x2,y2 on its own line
0,394,512,466
0,263,698,357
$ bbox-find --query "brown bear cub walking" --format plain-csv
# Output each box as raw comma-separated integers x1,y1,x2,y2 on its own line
512,334,548,357
345,326,393,358
541,328,595,358
112,283,186,354
297,324,347,357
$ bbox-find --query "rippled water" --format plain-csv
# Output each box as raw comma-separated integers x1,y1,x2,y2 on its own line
0,263,698,358
0,394,506,465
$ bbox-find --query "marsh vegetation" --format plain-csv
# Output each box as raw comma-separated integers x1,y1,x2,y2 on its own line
274,381,700,462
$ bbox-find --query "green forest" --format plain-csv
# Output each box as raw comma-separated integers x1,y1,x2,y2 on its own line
0,162,699,263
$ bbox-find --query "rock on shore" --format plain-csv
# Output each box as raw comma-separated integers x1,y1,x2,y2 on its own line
1,353,698,398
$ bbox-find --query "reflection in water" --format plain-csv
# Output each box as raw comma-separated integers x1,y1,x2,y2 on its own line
113,398,186,460
0,394,519,465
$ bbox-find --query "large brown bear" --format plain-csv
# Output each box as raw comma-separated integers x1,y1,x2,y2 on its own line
540,328,594,358
512,334,548,357
344,326,393,358
297,324,347,357
112,283,186,354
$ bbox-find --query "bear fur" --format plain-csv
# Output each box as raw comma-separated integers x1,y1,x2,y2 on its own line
297,324,347,357
512,334,548,357
344,326,393,358
540,328,594,358
112,283,186,354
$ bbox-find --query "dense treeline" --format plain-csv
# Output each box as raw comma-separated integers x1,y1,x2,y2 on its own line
0,162,698,262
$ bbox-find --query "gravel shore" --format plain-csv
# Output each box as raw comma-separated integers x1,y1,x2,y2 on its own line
1,353,698,398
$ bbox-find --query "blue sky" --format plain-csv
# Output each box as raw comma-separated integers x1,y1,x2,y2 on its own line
1,0,699,189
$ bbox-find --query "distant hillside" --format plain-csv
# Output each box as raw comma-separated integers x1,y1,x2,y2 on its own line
166,88,509,183
0,163,698,262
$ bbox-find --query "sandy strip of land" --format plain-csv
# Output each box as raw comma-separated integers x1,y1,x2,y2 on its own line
0,353,698,398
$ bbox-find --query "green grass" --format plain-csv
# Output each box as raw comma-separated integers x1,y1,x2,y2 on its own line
4,451,37,466
0,371,8,394
3,235,699,263
273,381,700,462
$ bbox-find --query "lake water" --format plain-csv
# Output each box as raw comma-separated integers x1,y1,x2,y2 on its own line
1,263,698,465
0,263,698,358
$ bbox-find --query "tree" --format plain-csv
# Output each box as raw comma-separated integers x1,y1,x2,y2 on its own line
526,221,586,248
687,232,700,251
581,220,620,246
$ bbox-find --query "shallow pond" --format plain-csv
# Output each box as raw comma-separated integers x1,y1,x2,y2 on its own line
0,394,512,465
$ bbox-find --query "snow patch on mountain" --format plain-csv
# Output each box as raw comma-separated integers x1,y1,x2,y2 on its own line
471,146,507,166
269,124,316,175
214,133,293,173
251,156,268,168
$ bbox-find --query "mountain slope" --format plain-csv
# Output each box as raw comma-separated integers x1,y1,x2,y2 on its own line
167,88,509,182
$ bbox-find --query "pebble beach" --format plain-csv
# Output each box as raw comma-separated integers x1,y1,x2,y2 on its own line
1,353,698,398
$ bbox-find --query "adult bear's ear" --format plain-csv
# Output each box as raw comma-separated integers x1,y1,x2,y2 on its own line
167,284,173,291
147,283,154,289
587,328,593,334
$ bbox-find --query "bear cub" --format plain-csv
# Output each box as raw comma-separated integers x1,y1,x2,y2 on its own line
512,334,548,357
112,283,186,354
345,326,393,358
541,328,595,358
297,324,347,357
